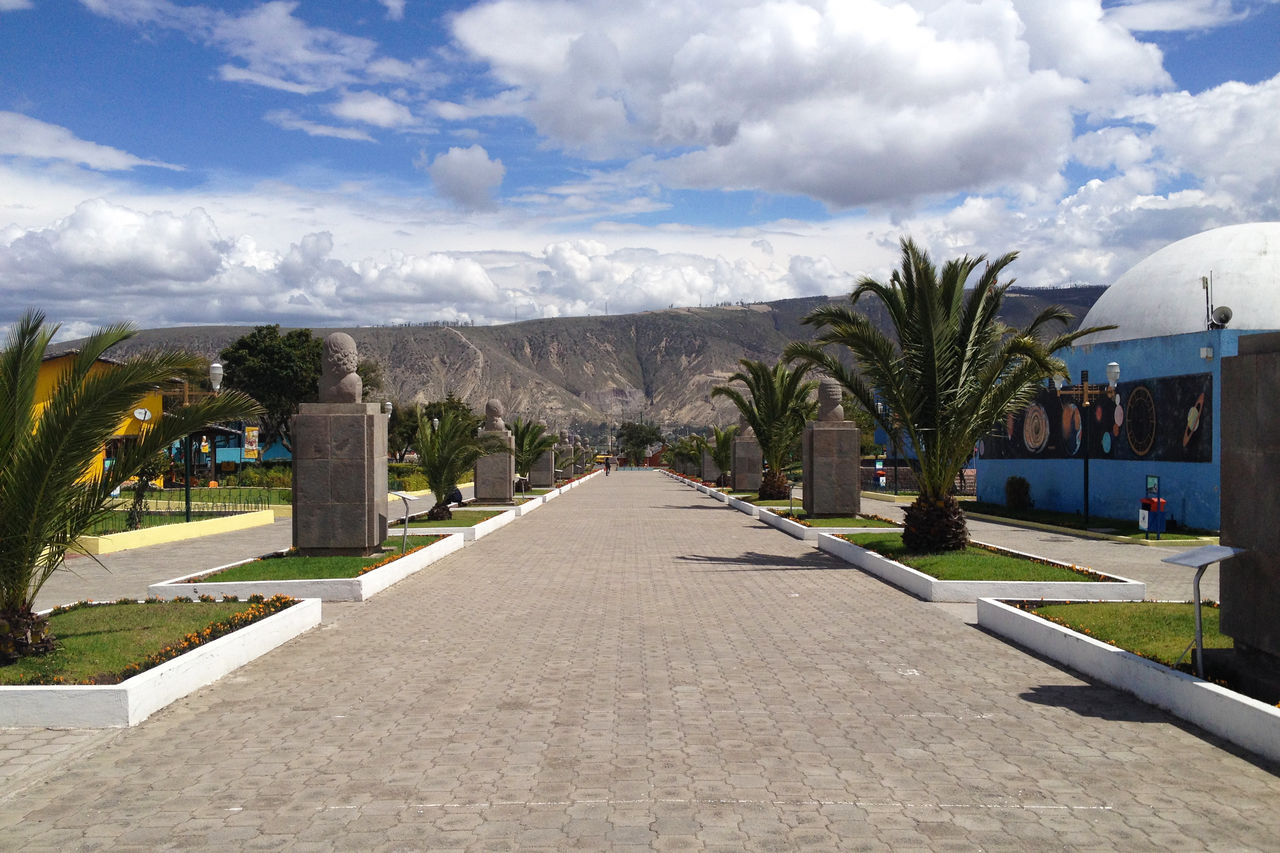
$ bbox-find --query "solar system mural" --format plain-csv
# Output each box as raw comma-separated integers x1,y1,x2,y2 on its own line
979,373,1213,463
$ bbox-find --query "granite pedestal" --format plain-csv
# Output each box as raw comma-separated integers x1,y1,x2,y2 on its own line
802,421,860,517
732,434,762,492
293,402,389,556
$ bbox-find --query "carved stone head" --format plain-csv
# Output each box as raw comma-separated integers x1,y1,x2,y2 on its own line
319,332,362,403
484,398,506,431
818,378,844,422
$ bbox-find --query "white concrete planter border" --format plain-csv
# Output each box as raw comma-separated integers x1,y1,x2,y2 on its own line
816,533,1146,602
148,534,466,602
977,597,1280,764
0,598,321,728
755,508,902,541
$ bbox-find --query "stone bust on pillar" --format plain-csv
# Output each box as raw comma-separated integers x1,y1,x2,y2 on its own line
475,396,516,503
803,377,860,517
292,332,388,556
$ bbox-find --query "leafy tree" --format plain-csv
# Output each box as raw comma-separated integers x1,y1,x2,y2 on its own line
0,310,261,662
786,237,1107,552
711,359,817,499
511,417,558,486
124,450,172,531
616,420,662,465
357,357,385,402
695,424,738,487
662,434,702,475
422,393,482,436
219,325,321,453
387,400,422,462
414,408,510,520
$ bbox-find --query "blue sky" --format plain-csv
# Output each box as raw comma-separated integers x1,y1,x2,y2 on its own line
1,0,1278,338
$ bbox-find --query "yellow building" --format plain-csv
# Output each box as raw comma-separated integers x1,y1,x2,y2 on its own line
37,352,165,482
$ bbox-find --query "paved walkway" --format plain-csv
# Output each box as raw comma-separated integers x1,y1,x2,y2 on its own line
3,473,1278,851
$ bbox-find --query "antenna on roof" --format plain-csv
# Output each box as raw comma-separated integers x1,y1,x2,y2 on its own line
1204,272,1232,330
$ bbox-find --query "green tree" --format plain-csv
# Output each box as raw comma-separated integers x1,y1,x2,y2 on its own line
662,434,702,475
422,393,482,436
0,310,261,661
219,325,322,453
414,408,510,520
786,237,1107,552
711,359,817,499
387,400,422,462
357,357,385,402
124,450,172,531
616,421,662,465
695,424,738,487
511,417,557,488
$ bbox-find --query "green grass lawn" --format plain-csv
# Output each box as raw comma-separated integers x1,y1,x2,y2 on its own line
779,513,897,528
194,537,444,582
0,599,283,685
394,511,503,528
1032,601,1228,669
959,500,1212,540
840,533,1104,582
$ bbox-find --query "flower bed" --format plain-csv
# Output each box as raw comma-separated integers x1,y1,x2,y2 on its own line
0,596,320,727
148,534,466,602
816,534,1145,602
978,597,1280,764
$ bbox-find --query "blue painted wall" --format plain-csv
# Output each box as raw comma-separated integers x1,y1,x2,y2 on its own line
976,329,1260,531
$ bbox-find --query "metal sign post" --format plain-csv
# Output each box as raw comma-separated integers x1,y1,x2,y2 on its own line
1161,545,1246,678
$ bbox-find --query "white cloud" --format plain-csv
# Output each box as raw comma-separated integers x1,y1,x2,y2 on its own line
447,0,1173,207
425,145,506,210
377,0,406,21
0,0,34,11
1104,0,1255,32
329,90,416,128
264,110,376,141
0,112,183,172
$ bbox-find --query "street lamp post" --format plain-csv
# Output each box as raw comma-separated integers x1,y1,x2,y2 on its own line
1055,362,1120,528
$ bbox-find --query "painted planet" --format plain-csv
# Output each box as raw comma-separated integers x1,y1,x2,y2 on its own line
1183,391,1206,447
1113,402,1124,434
1061,403,1082,455
1023,403,1049,453
1102,432,1112,453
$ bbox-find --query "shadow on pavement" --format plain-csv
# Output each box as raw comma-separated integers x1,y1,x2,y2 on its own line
1018,683,1167,723
678,551,851,571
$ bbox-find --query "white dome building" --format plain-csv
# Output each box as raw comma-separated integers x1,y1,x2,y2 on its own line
976,222,1280,531
1081,223,1280,344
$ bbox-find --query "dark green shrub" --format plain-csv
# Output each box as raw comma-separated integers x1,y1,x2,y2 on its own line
1004,475,1033,510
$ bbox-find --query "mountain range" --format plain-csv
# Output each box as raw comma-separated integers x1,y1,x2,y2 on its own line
92,287,1106,428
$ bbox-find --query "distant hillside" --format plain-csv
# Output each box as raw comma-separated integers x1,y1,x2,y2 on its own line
89,286,1106,427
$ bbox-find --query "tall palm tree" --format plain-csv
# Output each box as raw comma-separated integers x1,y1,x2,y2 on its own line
511,417,558,492
0,310,262,662
711,359,817,499
415,407,510,520
663,434,702,477
695,424,738,487
786,238,1109,552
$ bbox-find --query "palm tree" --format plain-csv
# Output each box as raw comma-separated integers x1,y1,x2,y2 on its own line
711,359,817,499
415,407,510,520
785,238,1109,552
0,310,262,662
511,417,557,493
662,434,702,477
695,424,738,487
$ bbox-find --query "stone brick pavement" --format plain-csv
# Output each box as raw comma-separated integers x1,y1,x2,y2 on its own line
2,472,1278,851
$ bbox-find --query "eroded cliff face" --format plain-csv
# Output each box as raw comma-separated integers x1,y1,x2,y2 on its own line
93,287,1104,427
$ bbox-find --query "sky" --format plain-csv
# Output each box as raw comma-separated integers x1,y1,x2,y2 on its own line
1,0,1279,340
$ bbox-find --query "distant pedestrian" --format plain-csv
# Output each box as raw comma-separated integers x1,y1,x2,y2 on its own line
604,456,612,476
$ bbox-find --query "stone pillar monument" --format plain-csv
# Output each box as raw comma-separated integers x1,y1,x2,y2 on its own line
474,398,516,503
802,379,860,517
700,446,722,484
732,415,762,492
292,333,388,556
1220,333,1280,692
530,419,556,488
